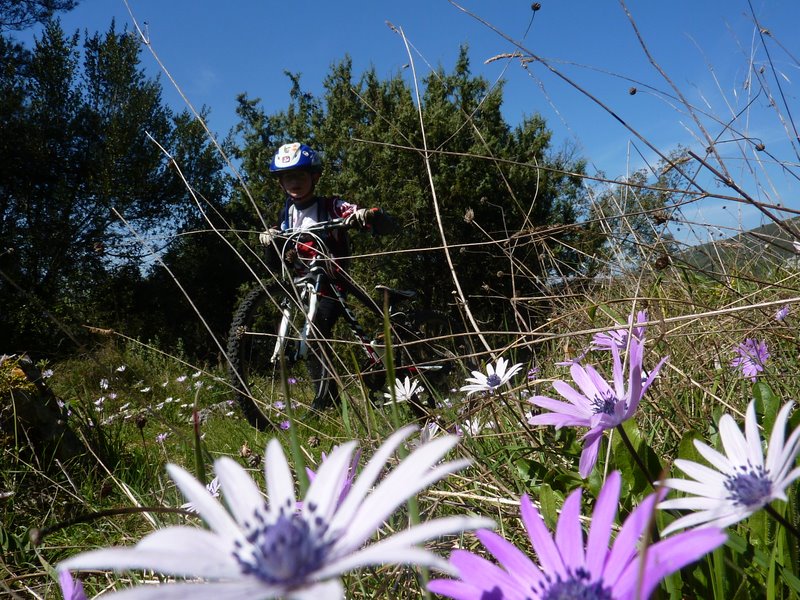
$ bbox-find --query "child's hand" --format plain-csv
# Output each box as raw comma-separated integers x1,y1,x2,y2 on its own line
344,208,376,228
258,228,281,245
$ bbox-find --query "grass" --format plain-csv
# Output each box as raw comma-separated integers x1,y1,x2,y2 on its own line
3,249,800,598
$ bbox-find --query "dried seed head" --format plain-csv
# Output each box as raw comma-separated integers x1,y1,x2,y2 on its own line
464,208,474,223
652,209,670,224
240,442,252,458
628,87,637,95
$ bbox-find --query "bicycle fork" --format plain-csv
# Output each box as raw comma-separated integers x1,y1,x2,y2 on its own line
271,281,318,366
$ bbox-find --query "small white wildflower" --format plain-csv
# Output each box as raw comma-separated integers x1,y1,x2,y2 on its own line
460,357,523,396
384,376,424,405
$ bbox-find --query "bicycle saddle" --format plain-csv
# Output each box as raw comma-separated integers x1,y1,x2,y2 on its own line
374,285,416,302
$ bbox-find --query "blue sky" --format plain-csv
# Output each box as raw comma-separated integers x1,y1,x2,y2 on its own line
14,1,800,243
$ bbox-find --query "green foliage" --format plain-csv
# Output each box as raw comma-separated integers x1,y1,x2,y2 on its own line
0,20,226,357
0,0,77,31
228,49,590,344
0,355,36,395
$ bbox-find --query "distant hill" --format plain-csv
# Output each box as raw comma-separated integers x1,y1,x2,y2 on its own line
679,216,800,273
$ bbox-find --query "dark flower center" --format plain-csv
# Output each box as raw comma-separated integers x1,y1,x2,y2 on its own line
590,389,618,416
539,568,613,600
234,508,333,586
486,373,502,389
724,464,772,507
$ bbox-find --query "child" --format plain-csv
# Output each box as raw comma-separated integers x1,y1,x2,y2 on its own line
259,142,390,411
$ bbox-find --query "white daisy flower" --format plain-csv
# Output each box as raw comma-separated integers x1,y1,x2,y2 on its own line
459,356,523,396
461,417,496,436
59,426,493,598
659,400,800,535
408,421,444,450
383,376,424,405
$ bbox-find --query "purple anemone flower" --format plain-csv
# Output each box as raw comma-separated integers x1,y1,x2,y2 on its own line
730,338,769,382
428,471,726,600
592,310,647,351
775,305,790,322
528,339,667,478
58,570,87,600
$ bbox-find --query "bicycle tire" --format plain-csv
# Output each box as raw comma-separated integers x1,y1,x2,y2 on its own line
226,281,321,430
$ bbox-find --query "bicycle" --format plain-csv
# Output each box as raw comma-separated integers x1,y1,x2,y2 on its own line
226,218,471,430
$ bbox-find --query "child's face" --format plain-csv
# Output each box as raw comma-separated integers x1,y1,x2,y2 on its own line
278,170,317,202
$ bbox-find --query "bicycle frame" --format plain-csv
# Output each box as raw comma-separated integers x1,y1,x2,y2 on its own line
267,223,384,373
266,221,438,385
228,217,465,430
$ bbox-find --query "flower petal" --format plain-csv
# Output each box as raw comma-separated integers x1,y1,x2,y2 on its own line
329,426,417,532
585,471,619,576
59,531,238,579
476,528,545,590
554,484,586,573
528,396,591,420
718,413,749,466
323,516,492,578
214,456,266,528
339,436,466,549
615,528,726,599
579,427,604,478
264,438,297,517
303,441,357,526
604,492,658,586
167,464,240,544
520,494,567,580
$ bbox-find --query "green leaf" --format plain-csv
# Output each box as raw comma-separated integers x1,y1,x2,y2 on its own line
676,430,704,463
340,396,352,438
711,544,727,598
753,382,780,434
588,304,598,322
536,483,560,530
610,421,663,495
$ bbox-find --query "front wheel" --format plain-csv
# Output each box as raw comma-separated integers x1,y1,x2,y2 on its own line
226,282,320,430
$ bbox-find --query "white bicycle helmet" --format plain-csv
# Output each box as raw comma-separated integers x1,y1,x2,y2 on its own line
269,142,323,174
